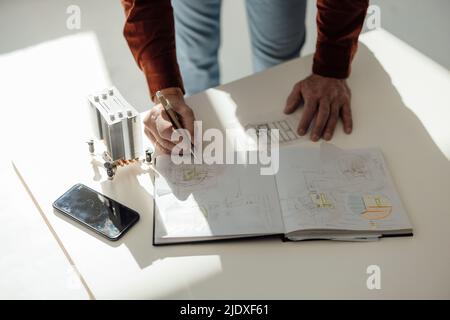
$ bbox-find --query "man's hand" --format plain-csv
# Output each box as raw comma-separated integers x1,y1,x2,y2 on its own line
284,74,352,141
143,87,195,154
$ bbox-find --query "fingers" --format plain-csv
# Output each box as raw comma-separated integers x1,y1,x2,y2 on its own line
160,103,195,149
310,99,330,141
284,83,303,114
341,102,353,134
144,107,176,152
143,99,197,156
297,97,318,136
298,99,352,141
323,103,340,141
144,127,171,155
155,107,176,141
177,106,195,140
288,75,352,141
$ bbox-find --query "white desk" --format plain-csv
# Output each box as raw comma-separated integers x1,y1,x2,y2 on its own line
11,29,450,299
0,160,89,299
0,34,104,299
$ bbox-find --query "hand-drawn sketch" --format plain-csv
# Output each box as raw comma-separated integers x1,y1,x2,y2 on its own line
154,144,411,241
154,157,285,237
276,143,407,232
361,195,392,220
347,194,392,219
246,118,300,143
156,162,223,198
280,190,343,228
309,191,334,209
338,154,372,180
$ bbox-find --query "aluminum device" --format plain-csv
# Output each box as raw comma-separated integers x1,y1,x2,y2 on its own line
87,87,152,179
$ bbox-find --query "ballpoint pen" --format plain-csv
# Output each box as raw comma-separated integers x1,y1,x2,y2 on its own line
156,91,198,160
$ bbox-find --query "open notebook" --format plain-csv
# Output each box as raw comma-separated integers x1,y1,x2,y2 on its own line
153,143,413,245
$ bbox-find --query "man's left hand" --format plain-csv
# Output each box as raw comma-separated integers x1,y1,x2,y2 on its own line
284,74,353,141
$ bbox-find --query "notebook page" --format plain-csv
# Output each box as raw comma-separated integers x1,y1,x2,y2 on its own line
275,144,412,234
154,155,284,239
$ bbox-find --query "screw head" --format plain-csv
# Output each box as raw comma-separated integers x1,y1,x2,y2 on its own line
145,148,153,162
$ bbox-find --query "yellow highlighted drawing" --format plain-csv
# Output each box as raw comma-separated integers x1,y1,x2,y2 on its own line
361,195,392,220
183,168,198,181
310,192,334,208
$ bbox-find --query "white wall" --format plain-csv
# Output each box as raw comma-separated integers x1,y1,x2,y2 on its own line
219,0,450,84
370,0,450,70
0,0,448,110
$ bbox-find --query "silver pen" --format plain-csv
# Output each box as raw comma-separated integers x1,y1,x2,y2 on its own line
156,91,198,160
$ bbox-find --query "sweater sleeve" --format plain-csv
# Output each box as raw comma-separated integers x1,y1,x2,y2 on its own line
121,0,184,99
313,0,369,79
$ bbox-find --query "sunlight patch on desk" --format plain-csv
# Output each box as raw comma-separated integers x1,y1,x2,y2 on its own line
119,255,223,299
202,89,257,163
360,29,450,160
0,32,112,151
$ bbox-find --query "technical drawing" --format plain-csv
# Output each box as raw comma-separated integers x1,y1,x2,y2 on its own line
280,190,342,227
347,194,392,220
338,154,372,180
164,163,223,195
361,195,392,220
309,191,334,209
155,158,284,236
246,118,300,143
279,144,397,230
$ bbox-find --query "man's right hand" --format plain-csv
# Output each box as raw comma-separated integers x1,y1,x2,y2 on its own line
143,87,195,154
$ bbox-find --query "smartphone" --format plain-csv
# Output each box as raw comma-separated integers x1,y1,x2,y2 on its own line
53,183,140,241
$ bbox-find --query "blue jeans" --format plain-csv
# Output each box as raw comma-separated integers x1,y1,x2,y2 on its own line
172,0,307,95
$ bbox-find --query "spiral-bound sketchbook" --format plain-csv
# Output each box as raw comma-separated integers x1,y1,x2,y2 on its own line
152,143,413,245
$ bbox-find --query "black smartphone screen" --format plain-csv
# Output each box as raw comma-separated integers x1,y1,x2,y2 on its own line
53,184,139,240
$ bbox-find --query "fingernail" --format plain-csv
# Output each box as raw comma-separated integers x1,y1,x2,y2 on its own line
311,134,319,141
298,129,306,136
324,133,331,140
